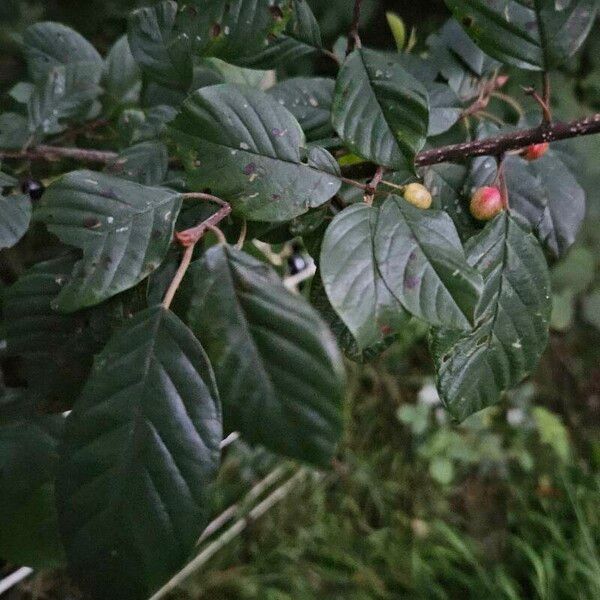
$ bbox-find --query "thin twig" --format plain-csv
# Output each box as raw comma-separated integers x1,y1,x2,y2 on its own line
523,86,552,124
162,244,194,310
495,155,510,209
236,220,247,250
346,0,363,55
181,191,229,207
176,203,232,247
148,469,309,600
542,72,551,106
461,74,509,119
364,165,384,205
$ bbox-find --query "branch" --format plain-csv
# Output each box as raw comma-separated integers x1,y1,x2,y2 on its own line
0,144,118,163
346,0,362,55
341,113,600,179
162,244,195,310
162,193,232,309
175,203,232,247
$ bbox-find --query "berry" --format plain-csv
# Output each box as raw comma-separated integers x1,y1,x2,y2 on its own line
20,178,45,201
403,183,432,209
522,142,549,161
470,186,504,221
288,253,307,275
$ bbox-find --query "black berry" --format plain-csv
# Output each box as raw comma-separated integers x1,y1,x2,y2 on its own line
21,178,45,201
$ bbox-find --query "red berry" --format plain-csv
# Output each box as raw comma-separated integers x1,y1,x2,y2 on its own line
470,186,504,221
522,142,549,161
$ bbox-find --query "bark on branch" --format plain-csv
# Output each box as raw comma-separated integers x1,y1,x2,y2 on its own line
341,113,600,179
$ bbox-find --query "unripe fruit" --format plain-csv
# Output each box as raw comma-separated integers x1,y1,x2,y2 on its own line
470,186,504,221
403,183,432,209
20,178,45,201
522,142,549,161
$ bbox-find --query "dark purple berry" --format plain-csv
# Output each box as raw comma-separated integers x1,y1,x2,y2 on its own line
21,179,45,201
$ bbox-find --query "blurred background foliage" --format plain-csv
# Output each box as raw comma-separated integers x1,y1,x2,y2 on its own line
2,1,600,599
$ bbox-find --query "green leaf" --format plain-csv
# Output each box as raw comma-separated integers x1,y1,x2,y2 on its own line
3,255,127,408
309,271,400,363
105,141,168,185
0,112,30,149
374,195,483,330
320,203,409,351
426,82,462,137
386,12,406,51
238,0,323,68
28,62,102,138
57,306,221,599
176,245,344,467
23,22,103,83
200,57,271,88
34,170,182,312
103,35,141,108
182,0,294,65
445,0,598,71
119,105,177,146
332,48,429,171
269,77,335,141
430,213,551,421
423,163,479,241
128,0,193,90
0,407,65,568
427,19,499,101
468,150,586,257
0,192,31,249
170,83,341,222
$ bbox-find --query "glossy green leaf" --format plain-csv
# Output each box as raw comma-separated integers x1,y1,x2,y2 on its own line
374,195,483,329
427,19,499,101
176,245,344,467
182,0,293,65
239,0,323,68
269,77,335,141
430,213,551,421
426,82,462,136
170,84,341,222
28,62,102,138
332,48,429,170
423,163,478,241
467,149,586,257
320,203,409,351
445,0,598,71
309,271,400,363
105,141,168,185
23,22,103,83
57,306,221,599
34,170,182,312
3,255,127,408
0,407,65,568
128,1,193,90
103,35,141,108
0,192,31,249
505,154,585,258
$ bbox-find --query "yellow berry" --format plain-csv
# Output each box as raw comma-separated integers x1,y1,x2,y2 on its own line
403,183,432,209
